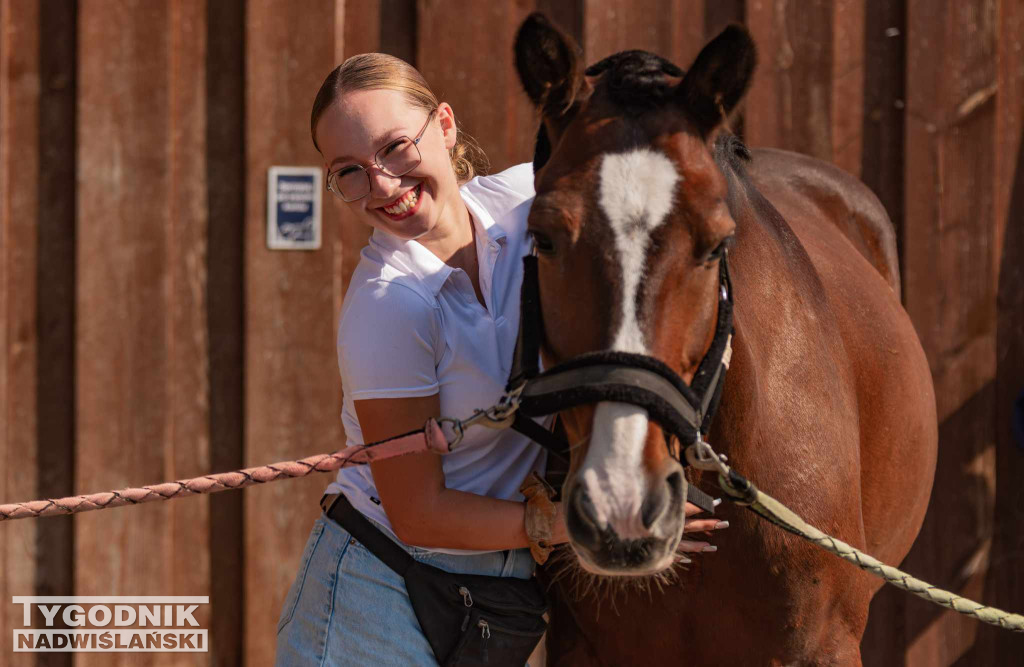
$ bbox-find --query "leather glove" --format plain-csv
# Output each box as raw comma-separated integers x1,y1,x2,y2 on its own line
519,471,558,565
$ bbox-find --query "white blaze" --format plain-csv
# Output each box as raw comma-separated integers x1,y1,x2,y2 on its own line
599,149,680,352
579,149,680,537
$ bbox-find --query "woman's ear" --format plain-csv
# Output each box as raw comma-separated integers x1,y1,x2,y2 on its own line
437,102,458,151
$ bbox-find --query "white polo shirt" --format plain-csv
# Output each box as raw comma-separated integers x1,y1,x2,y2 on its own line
325,162,549,554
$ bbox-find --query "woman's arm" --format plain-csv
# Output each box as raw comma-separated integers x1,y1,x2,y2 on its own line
355,395,569,551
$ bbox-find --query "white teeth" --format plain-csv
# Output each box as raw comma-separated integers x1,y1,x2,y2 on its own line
383,185,419,216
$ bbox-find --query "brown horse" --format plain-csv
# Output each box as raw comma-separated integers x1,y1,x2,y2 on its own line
513,15,938,665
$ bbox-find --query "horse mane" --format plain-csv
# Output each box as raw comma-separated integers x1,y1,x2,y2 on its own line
713,132,752,173
584,50,684,111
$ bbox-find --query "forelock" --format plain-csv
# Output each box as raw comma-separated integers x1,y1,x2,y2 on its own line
584,50,685,111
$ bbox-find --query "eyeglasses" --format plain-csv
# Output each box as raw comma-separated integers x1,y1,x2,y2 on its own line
326,108,437,202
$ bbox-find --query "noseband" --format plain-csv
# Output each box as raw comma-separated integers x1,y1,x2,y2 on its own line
503,250,734,512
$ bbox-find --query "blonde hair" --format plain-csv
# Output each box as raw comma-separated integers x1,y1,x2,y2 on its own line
311,53,488,183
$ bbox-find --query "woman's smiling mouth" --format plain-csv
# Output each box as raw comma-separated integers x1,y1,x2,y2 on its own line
379,183,423,220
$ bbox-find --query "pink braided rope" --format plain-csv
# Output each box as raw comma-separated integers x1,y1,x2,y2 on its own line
0,420,450,522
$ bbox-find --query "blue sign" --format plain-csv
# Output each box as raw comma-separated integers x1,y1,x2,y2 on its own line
266,166,322,250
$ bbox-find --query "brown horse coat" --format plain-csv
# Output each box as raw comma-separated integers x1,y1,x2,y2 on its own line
542,141,938,666
514,14,938,665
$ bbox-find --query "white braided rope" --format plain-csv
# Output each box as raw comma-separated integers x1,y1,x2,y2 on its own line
717,472,1024,633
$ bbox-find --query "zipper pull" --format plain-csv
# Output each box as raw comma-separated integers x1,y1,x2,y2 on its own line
459,586,473,607
478,618,491,639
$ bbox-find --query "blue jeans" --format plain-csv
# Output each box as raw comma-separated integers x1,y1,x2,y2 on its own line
275,511,536,666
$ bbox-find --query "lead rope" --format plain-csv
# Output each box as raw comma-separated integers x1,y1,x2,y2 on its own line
0,395,521,522
685,438,1024,633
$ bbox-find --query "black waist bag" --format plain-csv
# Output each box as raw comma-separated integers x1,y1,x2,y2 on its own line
322,493,548,666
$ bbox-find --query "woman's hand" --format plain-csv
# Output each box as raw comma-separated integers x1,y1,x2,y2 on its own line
678,500,729,553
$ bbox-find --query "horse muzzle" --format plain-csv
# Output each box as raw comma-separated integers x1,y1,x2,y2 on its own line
564,454,688,575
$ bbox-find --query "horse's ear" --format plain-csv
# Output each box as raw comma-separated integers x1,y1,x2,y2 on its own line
678,25,757,136
514,12,585,117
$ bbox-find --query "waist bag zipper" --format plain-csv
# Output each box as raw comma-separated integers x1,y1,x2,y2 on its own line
479,619,491,662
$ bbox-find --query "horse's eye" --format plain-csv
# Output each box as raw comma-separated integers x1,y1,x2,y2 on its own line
530,230,556,255
707,235,734,262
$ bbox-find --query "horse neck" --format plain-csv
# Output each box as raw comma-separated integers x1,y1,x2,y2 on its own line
705,153,797,460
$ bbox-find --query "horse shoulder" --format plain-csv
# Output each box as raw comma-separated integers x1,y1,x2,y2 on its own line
745,147,901,298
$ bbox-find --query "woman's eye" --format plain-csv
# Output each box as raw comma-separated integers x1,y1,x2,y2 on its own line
381,140,403,158
529,230,556,255
335,166,359,178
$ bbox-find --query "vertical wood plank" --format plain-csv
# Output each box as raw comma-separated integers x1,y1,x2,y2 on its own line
904,0,998,422
343,0,381,58
705,0,744,37
336,0,382,317
76,0,171,624
34,4,77,664
76,2,213,665
745,0,836,159
417,0,539,173
984,0,1024,662
860,0,906,270
380,0,417,65
744,0,864,176
244,1,342,662
538,0,583,46
206,0,246,663
830,0,864,176
900,1,1000,664
0,0,43,663
166,2,213,665
582,0,707,71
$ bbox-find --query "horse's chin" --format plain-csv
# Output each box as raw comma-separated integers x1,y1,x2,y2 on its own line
569,532,683,577
575,550,678,577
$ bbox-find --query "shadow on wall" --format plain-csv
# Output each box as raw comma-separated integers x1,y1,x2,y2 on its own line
983,112,1024,662
861,120,1024,665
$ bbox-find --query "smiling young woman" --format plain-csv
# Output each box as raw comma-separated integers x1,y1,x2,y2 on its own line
274,53,723,667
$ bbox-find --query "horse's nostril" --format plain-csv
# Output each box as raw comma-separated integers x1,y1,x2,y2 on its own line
567,485,605,553
572,485,601,528
641,479,669,529
665,470,684,499
643,470,685,530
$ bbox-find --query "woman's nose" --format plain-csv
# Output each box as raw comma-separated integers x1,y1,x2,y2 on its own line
367,166,402,199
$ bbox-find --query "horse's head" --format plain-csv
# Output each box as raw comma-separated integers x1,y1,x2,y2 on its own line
514,14,756,576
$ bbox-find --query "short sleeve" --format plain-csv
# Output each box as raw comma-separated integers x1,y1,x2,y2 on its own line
337,279,442,401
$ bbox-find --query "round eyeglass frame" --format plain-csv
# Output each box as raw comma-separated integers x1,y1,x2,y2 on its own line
325,108,438,202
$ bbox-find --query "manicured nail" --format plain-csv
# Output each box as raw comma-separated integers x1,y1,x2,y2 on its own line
713,498,722,507
714,521,729,530
702,545,718,553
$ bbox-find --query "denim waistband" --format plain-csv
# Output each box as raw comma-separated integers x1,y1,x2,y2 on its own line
318,494,536,580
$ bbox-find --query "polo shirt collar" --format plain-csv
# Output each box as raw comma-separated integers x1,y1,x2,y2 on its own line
369,229,453,296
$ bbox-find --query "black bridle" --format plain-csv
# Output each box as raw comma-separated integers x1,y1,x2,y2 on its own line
503,250,734,513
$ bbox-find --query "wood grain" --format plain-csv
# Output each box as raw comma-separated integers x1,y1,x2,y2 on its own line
244,1,343,663
0,1,43,664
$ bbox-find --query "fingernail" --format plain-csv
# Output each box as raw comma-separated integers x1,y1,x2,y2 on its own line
714,521,729,530
702,545,718,553
713,498,722,507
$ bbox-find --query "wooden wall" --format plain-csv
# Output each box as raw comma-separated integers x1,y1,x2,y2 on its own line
0,0,1021,664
